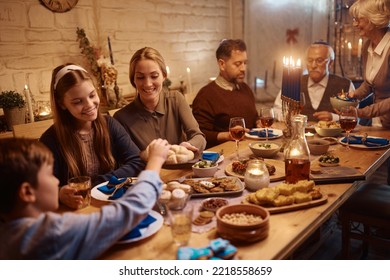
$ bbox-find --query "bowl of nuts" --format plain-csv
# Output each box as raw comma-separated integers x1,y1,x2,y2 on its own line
216,204,270,243
201,197,229,212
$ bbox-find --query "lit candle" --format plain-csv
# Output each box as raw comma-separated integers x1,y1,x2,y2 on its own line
296,58,302,102
186,67,193,94
347,42,352,62
24,84,34,123
357,38,362,60
166,66,170,76
244,161,270,191
282,56,288,97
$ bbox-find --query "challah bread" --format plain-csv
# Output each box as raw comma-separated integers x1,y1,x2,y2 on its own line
165,144,194,164
144,143,194,164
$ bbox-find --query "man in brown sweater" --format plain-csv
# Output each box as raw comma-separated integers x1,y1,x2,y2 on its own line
192,39,260,148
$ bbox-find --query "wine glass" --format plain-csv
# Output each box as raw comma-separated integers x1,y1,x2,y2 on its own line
259,107,275,141
229,117,246,160
339,106,358,150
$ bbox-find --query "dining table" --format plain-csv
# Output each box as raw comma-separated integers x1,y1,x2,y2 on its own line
70,122,390,260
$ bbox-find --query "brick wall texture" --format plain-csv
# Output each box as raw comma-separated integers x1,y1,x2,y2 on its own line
0,0,242,104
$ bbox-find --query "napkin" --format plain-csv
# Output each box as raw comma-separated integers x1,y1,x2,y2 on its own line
248,129,277,138
202,152,220,161
120,214,157,240
97,176,131,200
341,135,389,147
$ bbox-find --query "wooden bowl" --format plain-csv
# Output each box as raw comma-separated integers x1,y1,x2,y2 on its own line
307,139,330,155
216,204,270,243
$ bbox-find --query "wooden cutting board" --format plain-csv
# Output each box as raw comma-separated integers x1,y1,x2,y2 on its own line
242,193,328,214
310,165,365,184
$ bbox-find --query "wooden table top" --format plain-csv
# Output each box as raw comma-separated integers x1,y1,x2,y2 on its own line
74,123,390,260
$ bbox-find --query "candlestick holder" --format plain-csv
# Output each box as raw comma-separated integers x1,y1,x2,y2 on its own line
281,95,302,151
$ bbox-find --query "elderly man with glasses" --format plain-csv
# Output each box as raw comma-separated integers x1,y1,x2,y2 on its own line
274,41,355,122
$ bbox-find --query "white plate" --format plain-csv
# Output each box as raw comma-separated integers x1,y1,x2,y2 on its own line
338,135,390,149
245,128,283,140
91,178,137,202
117,210,163,244
202,151,224,164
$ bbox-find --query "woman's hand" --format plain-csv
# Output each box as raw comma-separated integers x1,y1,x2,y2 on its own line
347,91,356,98
59,185,84,209
179,141,199,153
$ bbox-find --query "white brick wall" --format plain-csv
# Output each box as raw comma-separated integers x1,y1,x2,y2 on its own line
0,0,243,105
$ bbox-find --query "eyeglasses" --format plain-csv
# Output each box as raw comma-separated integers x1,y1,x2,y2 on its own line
353,17,367,24
306,58,330,65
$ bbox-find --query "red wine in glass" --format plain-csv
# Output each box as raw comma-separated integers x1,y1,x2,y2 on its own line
339,106,358,150
259,107,275,141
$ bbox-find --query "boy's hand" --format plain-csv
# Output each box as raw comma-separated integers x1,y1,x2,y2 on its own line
146,139,171,172
59,185,85,209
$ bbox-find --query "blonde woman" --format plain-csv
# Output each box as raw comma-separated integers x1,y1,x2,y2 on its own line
348,0,390,128
113,47,206,154
40,64,145,209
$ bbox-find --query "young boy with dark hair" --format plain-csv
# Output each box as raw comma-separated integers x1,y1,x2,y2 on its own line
0,137,170,259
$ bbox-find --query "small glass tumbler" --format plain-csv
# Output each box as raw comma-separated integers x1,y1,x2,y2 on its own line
68,176,91,209
168,204,193,246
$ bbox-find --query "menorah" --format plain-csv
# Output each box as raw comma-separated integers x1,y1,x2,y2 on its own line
281,57,303,139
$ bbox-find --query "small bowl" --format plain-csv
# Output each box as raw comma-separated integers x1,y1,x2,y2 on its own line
201,197,229,212
216,204,270,243
330,96,359,111
307,139,330,155
248,141,280,158
314,126,343,137
192,160,218,177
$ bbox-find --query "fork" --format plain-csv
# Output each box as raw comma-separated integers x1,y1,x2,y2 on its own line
108,177,132,199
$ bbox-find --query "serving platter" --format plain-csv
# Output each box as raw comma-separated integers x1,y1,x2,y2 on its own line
117,210,163,244
224,159,285,182
242,193,328,214
180,176,244,198
162,158,199,169
245,128,283,140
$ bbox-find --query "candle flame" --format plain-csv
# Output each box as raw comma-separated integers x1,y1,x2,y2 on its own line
297,58,301,67
166,66,170,75
348,42,352,49
24,84,28,90
186,67,190,73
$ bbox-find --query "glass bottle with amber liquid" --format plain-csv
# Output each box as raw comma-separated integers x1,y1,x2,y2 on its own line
284,114,310,184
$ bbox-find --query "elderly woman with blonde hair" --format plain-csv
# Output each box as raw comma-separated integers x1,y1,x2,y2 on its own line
348,0,390,128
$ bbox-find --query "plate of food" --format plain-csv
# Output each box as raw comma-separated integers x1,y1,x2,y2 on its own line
241,180,328,214
245,128,283,140
91,177,137,202
117,210,163,244
180,176,244,198
225,158,285,182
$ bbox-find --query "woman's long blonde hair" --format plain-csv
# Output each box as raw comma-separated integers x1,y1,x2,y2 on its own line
50,63,115,178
